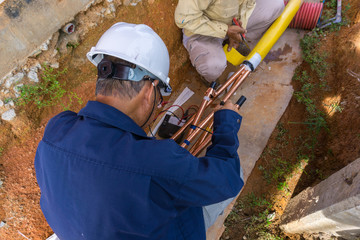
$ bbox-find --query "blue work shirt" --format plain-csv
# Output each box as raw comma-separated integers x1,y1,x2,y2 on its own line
35,101,244,240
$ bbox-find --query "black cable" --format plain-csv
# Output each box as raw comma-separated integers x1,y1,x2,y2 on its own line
190,124,213,134
148,125,155,137
153,110,181,122
161,110,181,120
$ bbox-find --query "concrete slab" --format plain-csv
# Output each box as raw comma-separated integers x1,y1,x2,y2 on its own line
0,0,93,80
280,158,360,240
237,29,304,182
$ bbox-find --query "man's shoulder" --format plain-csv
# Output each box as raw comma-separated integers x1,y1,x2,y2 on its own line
49,110,77,124
43,111,78,137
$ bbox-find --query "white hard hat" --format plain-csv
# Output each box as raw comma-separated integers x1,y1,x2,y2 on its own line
87,22,172,96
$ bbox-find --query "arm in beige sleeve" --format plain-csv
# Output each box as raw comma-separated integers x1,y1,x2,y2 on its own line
174,0,228,39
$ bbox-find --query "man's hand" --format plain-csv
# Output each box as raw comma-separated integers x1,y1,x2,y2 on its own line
222,100,240,112
216,100,240,114
227,23,247,52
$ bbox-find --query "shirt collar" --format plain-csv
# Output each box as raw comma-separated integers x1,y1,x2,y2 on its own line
78,101,151,139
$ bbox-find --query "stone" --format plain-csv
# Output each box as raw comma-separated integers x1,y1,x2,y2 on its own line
109,3,116,12
0,100,3,107
31,49,42,57
5,73,24,88
13,84,23,94
31,63,42,71
267,212,276,221
5,100,14,108
1,73,12,85
50,62,59,69
28,70,39,82
0,221,5,228
40,42,49,51
130,0,142,6
1,109,16,121
51,49,58,58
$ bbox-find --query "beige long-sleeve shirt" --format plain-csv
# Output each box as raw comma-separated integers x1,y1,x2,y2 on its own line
175,0,256,39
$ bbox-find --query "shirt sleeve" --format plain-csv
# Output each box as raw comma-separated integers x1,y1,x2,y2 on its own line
174,0,229,39
153,109,244,207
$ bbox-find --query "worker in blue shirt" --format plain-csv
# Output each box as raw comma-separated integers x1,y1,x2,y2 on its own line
35,22,244,240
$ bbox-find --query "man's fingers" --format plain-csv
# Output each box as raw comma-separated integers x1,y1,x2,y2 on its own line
227,25,246,39
219,100,239,113
228,38,240,52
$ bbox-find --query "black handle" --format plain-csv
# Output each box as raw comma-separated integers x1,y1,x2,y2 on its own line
235,96,246,108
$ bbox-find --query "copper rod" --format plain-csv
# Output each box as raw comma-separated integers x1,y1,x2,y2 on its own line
189,121,213,154
193,134,212,157
222,70,251,103
180,70,250,148
171,66,247,141
180,111,214,148
171,115,194,140
213,65,246,98
186,87,214,138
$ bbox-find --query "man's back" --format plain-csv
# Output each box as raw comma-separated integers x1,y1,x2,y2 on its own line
35,101,243,240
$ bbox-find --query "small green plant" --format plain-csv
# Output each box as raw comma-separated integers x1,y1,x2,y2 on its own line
0,147,3,156
300,34,329,79
16,65,82,110
3,98,13,104
277,181,290,193
324,101,344,114
66,42,80,49
258,232,283,240
275,123,288,141
315,169,326,180
232,193,282,239
291,69,329,144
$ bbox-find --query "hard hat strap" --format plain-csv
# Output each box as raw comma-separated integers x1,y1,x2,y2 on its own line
97,59,136,80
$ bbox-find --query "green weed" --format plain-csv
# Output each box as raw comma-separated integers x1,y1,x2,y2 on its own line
275,123,288,141
3,98,13,104
0,147,3,156
291,69,328,141
300,34,329,79
16,65,82,110
259,157,294,190
324,101,343,114
66,42,80,49
233,193,281,239
258,232,283,240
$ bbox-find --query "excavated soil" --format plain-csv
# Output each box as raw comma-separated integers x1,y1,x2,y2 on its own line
0,0,359,239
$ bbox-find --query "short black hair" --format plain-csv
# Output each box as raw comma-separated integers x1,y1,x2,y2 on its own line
95,55,146,99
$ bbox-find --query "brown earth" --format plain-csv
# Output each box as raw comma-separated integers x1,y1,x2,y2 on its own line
0,0,360,239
